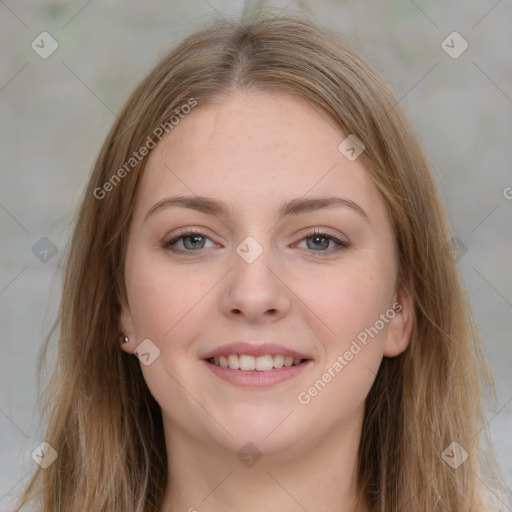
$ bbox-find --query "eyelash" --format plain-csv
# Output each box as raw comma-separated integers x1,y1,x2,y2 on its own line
163,228,350,258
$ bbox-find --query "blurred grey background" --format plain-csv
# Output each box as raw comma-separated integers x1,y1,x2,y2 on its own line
1,0,511,509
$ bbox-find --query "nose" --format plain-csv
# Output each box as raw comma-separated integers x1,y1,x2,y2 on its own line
221,242,291,324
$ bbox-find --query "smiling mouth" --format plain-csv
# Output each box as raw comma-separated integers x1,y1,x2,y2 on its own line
206,354,309,371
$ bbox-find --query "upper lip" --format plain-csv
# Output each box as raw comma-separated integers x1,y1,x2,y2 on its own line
200,342,312,360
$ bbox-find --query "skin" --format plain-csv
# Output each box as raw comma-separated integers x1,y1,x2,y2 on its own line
119,91,413,512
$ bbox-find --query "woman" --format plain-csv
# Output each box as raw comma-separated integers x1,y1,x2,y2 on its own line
15,13,505,512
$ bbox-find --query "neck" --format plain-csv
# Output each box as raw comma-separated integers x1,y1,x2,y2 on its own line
158,408,369,512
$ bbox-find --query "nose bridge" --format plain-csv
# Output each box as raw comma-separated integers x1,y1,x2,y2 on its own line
222,233,289,320
233,234,277,293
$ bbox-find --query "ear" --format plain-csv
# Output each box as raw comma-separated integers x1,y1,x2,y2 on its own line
383,283,413,357
118,292,136,355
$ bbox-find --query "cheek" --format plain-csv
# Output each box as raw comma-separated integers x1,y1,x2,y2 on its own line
294,259,394,345
294,258,395,412
295,266,391,415
124,249,208,341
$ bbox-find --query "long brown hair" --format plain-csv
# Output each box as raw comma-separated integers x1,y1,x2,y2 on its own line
15,13,505,511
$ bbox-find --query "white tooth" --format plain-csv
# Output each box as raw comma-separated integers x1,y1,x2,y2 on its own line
239,355,256,370
228,354,240,369
256,355,274,371
272,354,284,368
216,354,303,371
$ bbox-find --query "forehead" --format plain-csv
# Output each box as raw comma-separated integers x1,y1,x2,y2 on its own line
134,92,387,223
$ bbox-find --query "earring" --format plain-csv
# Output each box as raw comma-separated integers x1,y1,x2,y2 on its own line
119,332,129,344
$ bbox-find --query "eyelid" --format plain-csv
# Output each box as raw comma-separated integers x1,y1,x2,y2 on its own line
300,227,348,242
163,227,217,248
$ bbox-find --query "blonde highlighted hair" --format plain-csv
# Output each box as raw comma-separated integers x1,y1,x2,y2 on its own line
15,13,505,512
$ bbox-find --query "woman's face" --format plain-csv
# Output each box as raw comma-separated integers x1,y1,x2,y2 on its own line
120,92,412,457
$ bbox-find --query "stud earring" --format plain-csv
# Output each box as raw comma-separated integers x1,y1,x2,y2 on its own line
119,332,129,344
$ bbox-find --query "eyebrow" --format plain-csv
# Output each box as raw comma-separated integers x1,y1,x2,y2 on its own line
144,195,369,223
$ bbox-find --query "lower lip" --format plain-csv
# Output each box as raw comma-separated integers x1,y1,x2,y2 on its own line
202,359,313,388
